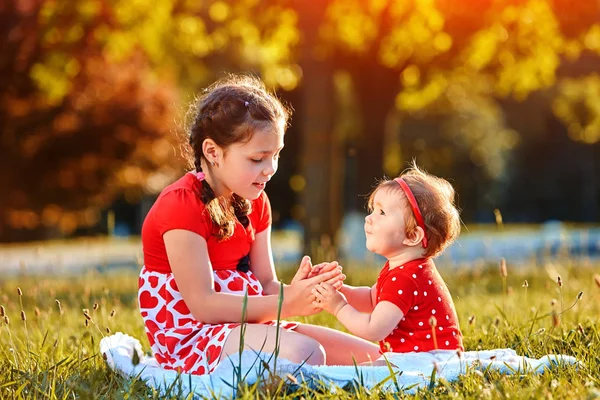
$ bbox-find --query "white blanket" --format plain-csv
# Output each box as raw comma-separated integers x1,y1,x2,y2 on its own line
100,332,578,398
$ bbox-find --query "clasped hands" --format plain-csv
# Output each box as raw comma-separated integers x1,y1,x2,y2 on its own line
284,255,348,317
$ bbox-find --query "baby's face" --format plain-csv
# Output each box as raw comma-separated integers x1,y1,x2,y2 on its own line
364,189,410,258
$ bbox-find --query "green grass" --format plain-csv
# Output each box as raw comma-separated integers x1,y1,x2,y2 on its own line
1,258,599,399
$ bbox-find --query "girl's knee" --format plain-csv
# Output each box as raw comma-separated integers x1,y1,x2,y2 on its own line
284,335,325,365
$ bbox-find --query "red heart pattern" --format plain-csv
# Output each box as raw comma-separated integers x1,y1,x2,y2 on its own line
137,266,298,375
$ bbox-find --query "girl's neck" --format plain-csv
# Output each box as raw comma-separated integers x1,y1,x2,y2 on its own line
386,247,427,269
201,166,232,198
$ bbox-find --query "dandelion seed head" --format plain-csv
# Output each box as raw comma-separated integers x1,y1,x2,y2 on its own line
552,310,560,327
499,258,507,278
429,316,437,327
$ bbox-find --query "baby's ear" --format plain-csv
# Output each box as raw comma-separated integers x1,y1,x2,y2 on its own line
403,227,425,247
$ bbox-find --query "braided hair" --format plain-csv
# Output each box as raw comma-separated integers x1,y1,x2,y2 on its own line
185,75,290,240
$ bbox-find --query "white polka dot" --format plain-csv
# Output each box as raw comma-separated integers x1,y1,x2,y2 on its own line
438,297,442,302
445,341,450,346
400,266,404,269
428,280,432,285
439,327,443,331
414,306,419,310
414,346,419,351
426,334,431,339
400,338,405,343
418,322,423,326
398,290,403,295
446,315,450,320
414,291,418,296
424,291,427,296
392,277,396,281
402,317,406,321
412,274,417,278
453,332,456,336
377,297,380,300
419,265,423,269
409,332,414,336
431,309,436,314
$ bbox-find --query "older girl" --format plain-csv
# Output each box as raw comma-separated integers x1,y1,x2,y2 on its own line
138,75,379,375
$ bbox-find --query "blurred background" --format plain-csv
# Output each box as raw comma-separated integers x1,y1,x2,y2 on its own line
1,0,599,275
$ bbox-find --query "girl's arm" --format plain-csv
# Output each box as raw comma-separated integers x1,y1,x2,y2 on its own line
313,283,403,342
339,284,377,313
165,229,338,324
248,226,280,295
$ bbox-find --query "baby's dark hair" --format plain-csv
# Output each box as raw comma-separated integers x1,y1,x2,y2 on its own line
185,74,290,240
368,163,461,258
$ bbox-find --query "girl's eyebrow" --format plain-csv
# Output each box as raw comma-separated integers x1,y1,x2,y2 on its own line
253,146,284,155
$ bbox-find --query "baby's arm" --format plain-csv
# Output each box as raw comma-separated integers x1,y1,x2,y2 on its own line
339,284,376,313
313,283,403,342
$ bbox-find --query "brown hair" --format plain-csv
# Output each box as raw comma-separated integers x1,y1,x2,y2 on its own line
367,163,461,258
184,74,290,240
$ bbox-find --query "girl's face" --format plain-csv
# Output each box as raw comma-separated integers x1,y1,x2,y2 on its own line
218,124,284,200
364,188,410,258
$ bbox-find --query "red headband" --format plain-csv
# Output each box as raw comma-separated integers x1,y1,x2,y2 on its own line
394,177,428,248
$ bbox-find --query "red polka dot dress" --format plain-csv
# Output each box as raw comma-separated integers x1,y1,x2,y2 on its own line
376,258,463,353
138,172,297,375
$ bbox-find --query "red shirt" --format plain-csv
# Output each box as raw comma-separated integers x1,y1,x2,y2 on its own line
141,173,271,273
376,258,464,353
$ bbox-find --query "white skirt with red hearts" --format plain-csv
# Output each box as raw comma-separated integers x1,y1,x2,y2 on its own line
138,266,297,375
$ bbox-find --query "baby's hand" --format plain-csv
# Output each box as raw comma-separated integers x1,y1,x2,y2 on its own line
308,262,346,290
312,282,348,315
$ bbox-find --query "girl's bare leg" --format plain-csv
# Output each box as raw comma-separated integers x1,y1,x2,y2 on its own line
220,324,326,365
294,323,381,365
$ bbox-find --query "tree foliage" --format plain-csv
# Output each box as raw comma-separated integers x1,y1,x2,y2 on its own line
2,0,599,242
0,0,300,241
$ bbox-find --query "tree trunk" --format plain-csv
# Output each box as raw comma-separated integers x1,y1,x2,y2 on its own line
352,62,400,205
294,0,340,259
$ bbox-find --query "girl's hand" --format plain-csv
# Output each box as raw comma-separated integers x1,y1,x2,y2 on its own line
308,261,345,290
284,267,343,316
312,282,348,316
290,255,313,285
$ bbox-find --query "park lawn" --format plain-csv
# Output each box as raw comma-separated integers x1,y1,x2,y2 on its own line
0,258,599,399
